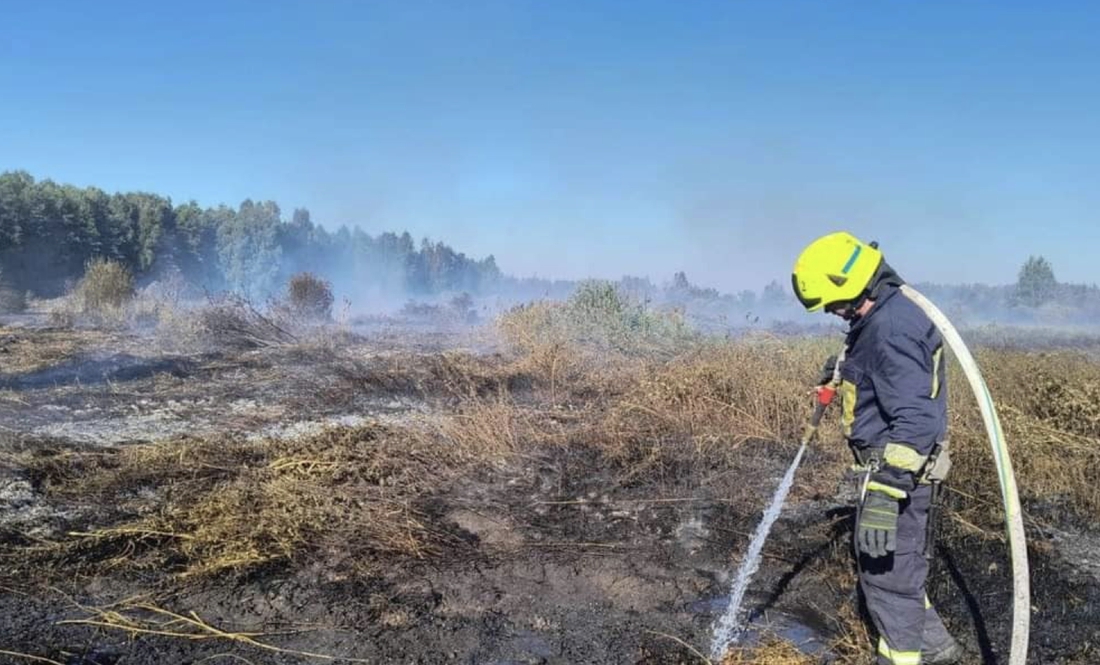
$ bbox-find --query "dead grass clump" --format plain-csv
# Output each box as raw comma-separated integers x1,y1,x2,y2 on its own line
438,394,526,456
328,349,534,404
198,295,297,350
421,351,522,399
10,424,469,579
719,636,816,665
825,601,876,665
497,309,603,400
600,338,843,468
0,327,111,375
435,391,570,457
1021,362,1100,439
498,304,852,490
20,435,268,500
285,271,334,321
497,282,703,402
124,269,197,337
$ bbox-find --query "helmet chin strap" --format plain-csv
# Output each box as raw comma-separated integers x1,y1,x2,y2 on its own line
839,259,906,322
838,296,866,322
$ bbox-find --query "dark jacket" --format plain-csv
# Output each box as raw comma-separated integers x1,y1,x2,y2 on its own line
839,284,947,490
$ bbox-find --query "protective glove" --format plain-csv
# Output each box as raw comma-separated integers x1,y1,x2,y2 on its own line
858,488,899,558
817,354,839,386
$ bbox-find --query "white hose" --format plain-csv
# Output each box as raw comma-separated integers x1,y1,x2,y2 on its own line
900,285,1030,665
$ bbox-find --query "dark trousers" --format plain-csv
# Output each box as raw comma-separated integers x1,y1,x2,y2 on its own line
856,482,953,664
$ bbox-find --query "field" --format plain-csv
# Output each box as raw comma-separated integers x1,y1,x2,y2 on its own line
1,292,1098,665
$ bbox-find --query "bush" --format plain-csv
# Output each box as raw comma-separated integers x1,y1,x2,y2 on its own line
286,272,334,321
78,258,135,313
449,292,477,323
47,258,135,327
499,280,695,357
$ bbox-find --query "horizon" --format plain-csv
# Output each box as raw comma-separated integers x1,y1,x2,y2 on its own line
5,167,1085,295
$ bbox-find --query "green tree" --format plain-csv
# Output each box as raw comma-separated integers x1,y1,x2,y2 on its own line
0,172,31,247
174,201,226,287
1015,255,1057,307
132,192,174,272
217,200,283,298
0,171,508,299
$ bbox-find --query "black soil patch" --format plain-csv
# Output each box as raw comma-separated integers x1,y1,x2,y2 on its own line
0,353,198,390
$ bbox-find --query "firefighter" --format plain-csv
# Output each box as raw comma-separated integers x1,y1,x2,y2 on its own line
792,232,962,665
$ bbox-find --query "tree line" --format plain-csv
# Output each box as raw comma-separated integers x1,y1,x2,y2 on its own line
0,171,502,299
2,170,1097,324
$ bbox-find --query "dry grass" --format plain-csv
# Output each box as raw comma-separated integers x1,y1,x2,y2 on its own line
0,326,114,375
5,302,1099,661
0,649,64,665
825,601,876,665
497,288,1100,532
719,636,816,665
437,391,554,455
10,424,473,578
7,317,1095,570
943,348,1100,528
503,299,1100,526
5,382,579,583
326,348,532,403
602,338,838,457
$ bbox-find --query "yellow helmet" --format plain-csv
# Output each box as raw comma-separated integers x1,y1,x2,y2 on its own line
792,232,883,312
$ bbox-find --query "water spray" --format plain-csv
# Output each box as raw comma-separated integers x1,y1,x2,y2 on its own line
709,358,840,660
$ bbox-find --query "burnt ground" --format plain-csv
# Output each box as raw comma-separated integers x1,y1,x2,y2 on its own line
0,323,1098,664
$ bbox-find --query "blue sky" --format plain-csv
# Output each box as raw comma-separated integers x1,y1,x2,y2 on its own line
3,1,1099,290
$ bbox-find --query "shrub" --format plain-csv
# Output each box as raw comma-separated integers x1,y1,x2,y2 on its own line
499,280,695,357
286,272,334,321
449,292,477,323
47,258,135,327
78,258,135,313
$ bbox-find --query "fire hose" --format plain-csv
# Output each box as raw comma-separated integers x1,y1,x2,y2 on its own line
899,284,1030,665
